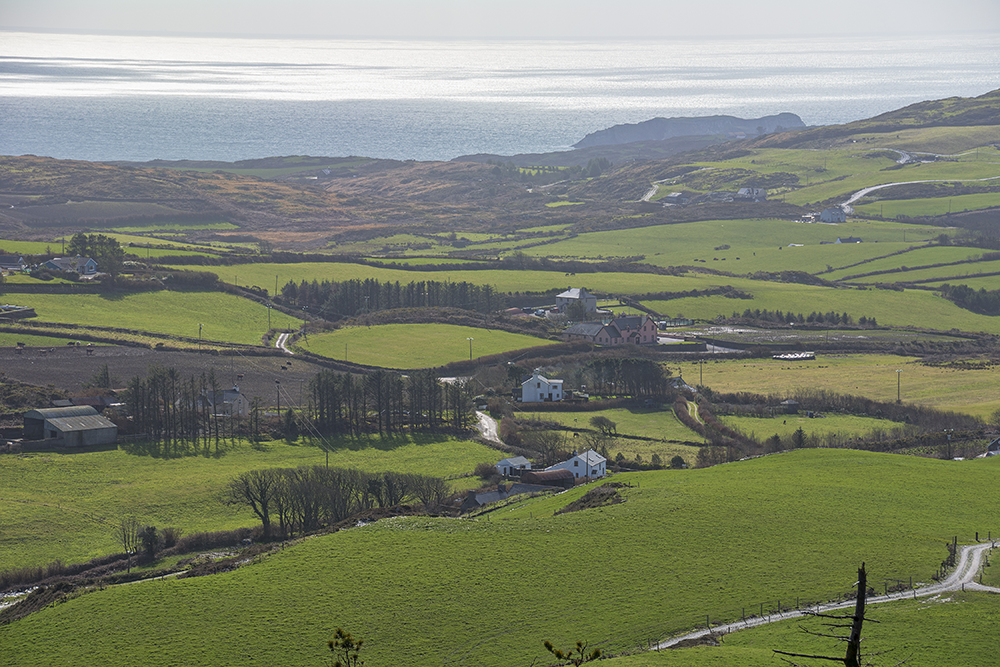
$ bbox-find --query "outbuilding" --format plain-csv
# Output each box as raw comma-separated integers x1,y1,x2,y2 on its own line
23,406,117,447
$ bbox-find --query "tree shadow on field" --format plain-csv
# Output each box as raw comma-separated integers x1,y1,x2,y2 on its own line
119,437,234,459
306,432,452,453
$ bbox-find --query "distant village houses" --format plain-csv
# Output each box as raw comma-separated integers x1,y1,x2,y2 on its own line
563,314,657,346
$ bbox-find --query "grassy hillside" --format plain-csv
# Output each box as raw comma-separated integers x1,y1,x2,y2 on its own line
2,449,998,666
690,354,999,419
0,436,496,572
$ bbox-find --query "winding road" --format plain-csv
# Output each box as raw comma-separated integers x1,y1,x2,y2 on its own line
655,542,998,649
275,332,293,355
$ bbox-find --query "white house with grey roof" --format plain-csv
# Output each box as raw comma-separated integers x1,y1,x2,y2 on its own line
495,456,532,477
546,449,607,479
520,370,563,403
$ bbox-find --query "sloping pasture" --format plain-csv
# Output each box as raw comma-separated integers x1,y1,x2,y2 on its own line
687,354,999,419
16,291,302,345
642,279,1000,334
823,245,989,280
0,436,496,572
784,160,1000,207
519,218,931,273
854,192,1000,218
3,450,996,666
610,591,1000,667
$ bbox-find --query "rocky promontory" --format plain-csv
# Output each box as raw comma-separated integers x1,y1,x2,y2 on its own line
573,113,806,148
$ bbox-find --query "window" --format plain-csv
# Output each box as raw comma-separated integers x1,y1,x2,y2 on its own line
574,460,579,467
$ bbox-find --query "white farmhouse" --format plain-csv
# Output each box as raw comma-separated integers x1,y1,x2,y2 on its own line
546,449,607,480
520,370,563,403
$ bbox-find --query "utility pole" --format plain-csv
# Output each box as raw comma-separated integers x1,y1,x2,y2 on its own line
275,380,280,416
467,337,474,361
896,369,902,403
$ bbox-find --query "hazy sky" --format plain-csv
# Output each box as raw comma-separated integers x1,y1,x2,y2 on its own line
2,0,998,38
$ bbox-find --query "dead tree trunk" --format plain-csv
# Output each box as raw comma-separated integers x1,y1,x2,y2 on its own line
843,563,867,667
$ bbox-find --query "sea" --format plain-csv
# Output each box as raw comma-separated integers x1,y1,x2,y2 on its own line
1,30,999,163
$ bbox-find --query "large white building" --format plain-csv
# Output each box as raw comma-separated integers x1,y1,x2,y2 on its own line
520,370,563,403
546,449,607,479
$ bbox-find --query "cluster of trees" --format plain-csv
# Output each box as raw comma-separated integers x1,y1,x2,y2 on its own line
122,365,257,455
66,232,126,282
279,277,504,318
310,369,473,435
726,309,877,326
938,283,1000,316
225,467,449,539
585,357,672,397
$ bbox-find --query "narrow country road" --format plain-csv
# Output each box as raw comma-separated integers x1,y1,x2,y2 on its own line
841,175,1000,214
475,410,502,445
275,332,293,355
655,542,998,650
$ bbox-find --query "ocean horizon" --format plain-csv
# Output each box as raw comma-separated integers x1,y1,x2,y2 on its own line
2,30,999,163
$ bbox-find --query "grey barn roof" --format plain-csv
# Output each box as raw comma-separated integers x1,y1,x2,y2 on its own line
25,406,100,420
47,415,116,433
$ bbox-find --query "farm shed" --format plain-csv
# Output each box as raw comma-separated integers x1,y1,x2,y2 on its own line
23,406,117,447
521,468,577,489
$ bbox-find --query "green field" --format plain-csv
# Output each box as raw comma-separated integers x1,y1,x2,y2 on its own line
3,450,999,666
0,436,496,572
720,413,910,443
520,405,702,462
520,218,934,273
855,191,1000,218
688,354,1000,419
643,278,1000,335
295,323,553,368
14,291,303,346
823,245,989,280
110,222,239,233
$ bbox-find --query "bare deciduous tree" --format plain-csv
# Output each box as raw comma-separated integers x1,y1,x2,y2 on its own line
114,515,142,573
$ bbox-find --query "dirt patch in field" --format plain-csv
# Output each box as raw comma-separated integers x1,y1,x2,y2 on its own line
556,482,630,515
0,345,329,406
